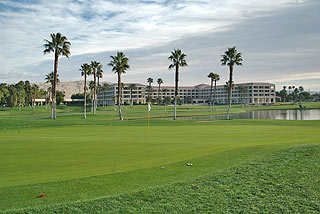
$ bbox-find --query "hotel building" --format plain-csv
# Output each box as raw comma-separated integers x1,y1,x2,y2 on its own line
98,82,276,106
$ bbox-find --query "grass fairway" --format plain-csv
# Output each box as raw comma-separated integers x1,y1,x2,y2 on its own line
0,104,319,212
6,145,319,214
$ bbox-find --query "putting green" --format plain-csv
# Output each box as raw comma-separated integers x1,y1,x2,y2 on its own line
1,122,319,188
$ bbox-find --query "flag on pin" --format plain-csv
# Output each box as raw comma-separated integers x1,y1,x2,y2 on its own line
148,103,152,111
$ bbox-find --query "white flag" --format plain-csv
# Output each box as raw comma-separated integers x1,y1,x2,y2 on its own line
148,103,151,111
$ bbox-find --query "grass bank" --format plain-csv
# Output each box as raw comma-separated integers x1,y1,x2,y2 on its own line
3,144,319,213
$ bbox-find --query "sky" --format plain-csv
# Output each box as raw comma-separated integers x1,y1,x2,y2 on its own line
0,0,319,91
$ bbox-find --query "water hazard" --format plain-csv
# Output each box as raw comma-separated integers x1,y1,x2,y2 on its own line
178,109,320,120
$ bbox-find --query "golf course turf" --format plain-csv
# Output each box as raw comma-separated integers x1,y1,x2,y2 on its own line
0,103,319,213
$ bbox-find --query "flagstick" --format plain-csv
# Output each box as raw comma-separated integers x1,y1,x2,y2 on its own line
147,103,151,136
148,109,150,136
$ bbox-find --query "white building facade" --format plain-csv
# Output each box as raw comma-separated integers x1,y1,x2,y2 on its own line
98,82,276,106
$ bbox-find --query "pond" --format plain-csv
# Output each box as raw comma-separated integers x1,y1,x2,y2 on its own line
178,109,320,120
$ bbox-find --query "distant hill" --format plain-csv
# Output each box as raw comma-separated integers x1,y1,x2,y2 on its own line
37,80,86,99
36,80,114,99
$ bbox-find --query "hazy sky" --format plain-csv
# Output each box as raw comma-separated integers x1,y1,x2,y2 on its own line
0,0,319,91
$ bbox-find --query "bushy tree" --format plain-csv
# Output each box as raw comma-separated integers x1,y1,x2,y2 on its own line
56,90,65,105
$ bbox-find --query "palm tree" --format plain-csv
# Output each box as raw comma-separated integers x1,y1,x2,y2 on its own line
299,86,304,93
96,63,103,109
207,73,220,111
157,78,163,108
89,80,95,112
288,86,292,101
168,49,188,120
90,61,101,114
128,84,136,108
147,78,153,86
80,63,91,119
45,72,60,118
288,86,292,95
43,32,71,120
212,73,220,110
147,77,153,102
221,46,243,120
108,52,130,120
208,73,214,111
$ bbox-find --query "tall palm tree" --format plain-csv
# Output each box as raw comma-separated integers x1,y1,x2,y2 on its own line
298,86,304,93
208,72,214,111
89,80,95,112
282,86,287,101
212,73,220,110
147,77,153,102
147,77,153,86
108,52,130,120
96,63,103,109
43,32,71,120
90,61,101,114
157,78,163,107
207,73,220,111
288,86,292,95
45,72,60,118
128,84,136,108
221,46,243,120
288,86,292,101
168,49,188,120
80,63,91,119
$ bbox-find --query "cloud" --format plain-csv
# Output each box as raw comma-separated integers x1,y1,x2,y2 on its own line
0,0,319,91
267,73,320,83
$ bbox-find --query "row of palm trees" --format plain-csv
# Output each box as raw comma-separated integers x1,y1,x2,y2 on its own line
44,32,243,120
146,78,163,104
207,73,220,112
78,61,104,118
283,86,304,95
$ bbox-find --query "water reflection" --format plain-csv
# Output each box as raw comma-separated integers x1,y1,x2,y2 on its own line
178,109,320,120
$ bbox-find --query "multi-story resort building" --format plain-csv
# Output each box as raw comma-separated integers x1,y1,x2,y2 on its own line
98,82,276,106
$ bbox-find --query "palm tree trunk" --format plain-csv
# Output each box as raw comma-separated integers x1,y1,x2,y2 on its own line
226,66,233,120
53,52,58,120
158,84,160,110
210,78,213,111
33,89,36,110
130,89,133,108
117,72,123,120
174,65,179,120
84,74,87,119
213,80,217,111
96,77,99,111
93,72,96,115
